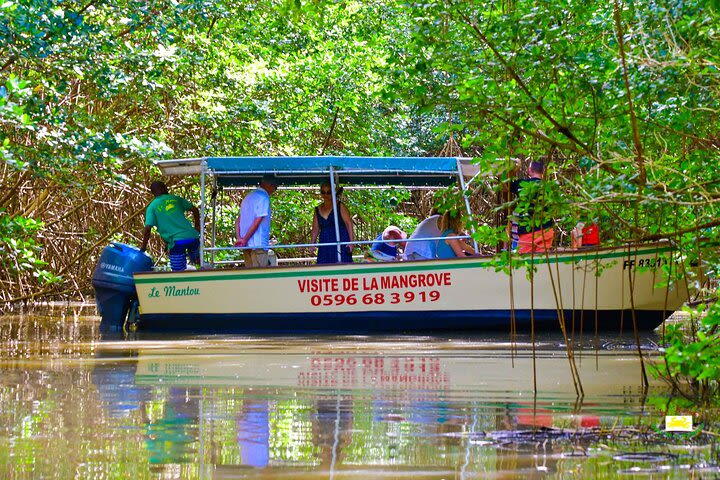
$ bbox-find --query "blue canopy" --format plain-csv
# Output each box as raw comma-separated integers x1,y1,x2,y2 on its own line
157,156,468,187
208,156,463,187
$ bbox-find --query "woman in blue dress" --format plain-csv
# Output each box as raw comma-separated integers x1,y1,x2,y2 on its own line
310,183,355,264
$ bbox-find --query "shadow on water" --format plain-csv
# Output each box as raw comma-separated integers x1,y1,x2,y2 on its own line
0,306,718,478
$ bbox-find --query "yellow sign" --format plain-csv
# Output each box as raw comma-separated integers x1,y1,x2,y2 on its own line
665,415,693,432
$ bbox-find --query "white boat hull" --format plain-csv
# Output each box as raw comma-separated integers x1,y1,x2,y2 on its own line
133,243,687,333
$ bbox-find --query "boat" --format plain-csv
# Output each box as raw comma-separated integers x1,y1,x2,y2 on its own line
92,156,688,333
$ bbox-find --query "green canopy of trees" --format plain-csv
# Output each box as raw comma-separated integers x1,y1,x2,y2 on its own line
1,0,718,307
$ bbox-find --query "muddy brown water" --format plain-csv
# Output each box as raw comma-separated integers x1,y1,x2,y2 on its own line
0,305,717,479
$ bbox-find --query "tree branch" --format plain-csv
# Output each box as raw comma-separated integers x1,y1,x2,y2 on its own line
5,206,146,303
320,107,339,155
453,5,594,157
613,0,646,184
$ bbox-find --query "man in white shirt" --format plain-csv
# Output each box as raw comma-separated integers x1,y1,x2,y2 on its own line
235,174,279,268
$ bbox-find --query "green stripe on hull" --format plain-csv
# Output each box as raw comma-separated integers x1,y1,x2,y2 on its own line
134,244,674,285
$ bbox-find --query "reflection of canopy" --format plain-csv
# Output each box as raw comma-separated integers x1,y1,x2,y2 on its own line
156,156,476,187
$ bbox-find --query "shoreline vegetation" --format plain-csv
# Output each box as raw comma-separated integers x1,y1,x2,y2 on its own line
0,1,718,408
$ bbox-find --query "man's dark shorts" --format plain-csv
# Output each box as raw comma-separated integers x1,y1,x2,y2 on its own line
169,238,200,271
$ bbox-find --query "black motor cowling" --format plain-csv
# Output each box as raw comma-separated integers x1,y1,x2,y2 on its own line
92,243,153,333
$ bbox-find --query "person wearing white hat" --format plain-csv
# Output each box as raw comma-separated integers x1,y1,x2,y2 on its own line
370,225,407,261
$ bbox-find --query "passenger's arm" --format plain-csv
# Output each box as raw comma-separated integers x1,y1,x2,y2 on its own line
446,232,477,257
140,225,152,252
235,216,263,247
311,213,319,244
190,206,200,232
340,203,354,248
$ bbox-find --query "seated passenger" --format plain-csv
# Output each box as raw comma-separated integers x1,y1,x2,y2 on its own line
403,214,441,261
437,213,477,259
371,226,407,261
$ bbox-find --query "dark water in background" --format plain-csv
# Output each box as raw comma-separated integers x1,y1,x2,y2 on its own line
0,305,718,479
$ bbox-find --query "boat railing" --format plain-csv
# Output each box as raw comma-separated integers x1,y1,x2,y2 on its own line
205,235,475,266
211,255,367,266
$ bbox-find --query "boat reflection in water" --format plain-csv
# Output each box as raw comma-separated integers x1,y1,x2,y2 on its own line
89,336,680,477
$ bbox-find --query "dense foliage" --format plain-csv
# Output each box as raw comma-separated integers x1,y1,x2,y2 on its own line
0,0,429,299
0,0,719,390
652,302,720,403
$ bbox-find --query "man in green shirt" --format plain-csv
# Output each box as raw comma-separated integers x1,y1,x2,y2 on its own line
140,181,201,271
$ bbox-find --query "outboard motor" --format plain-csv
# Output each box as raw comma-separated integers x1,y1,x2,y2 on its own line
92,243,153,333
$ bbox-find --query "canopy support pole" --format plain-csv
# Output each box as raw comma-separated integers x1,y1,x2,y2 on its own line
329,167,343,263
199,159,207,265
457,159,479,254
211,183,218,267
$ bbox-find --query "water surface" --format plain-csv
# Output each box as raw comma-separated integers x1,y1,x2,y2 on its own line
0,305,717,478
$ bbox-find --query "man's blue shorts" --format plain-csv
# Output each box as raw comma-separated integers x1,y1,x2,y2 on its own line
169,238,200,271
